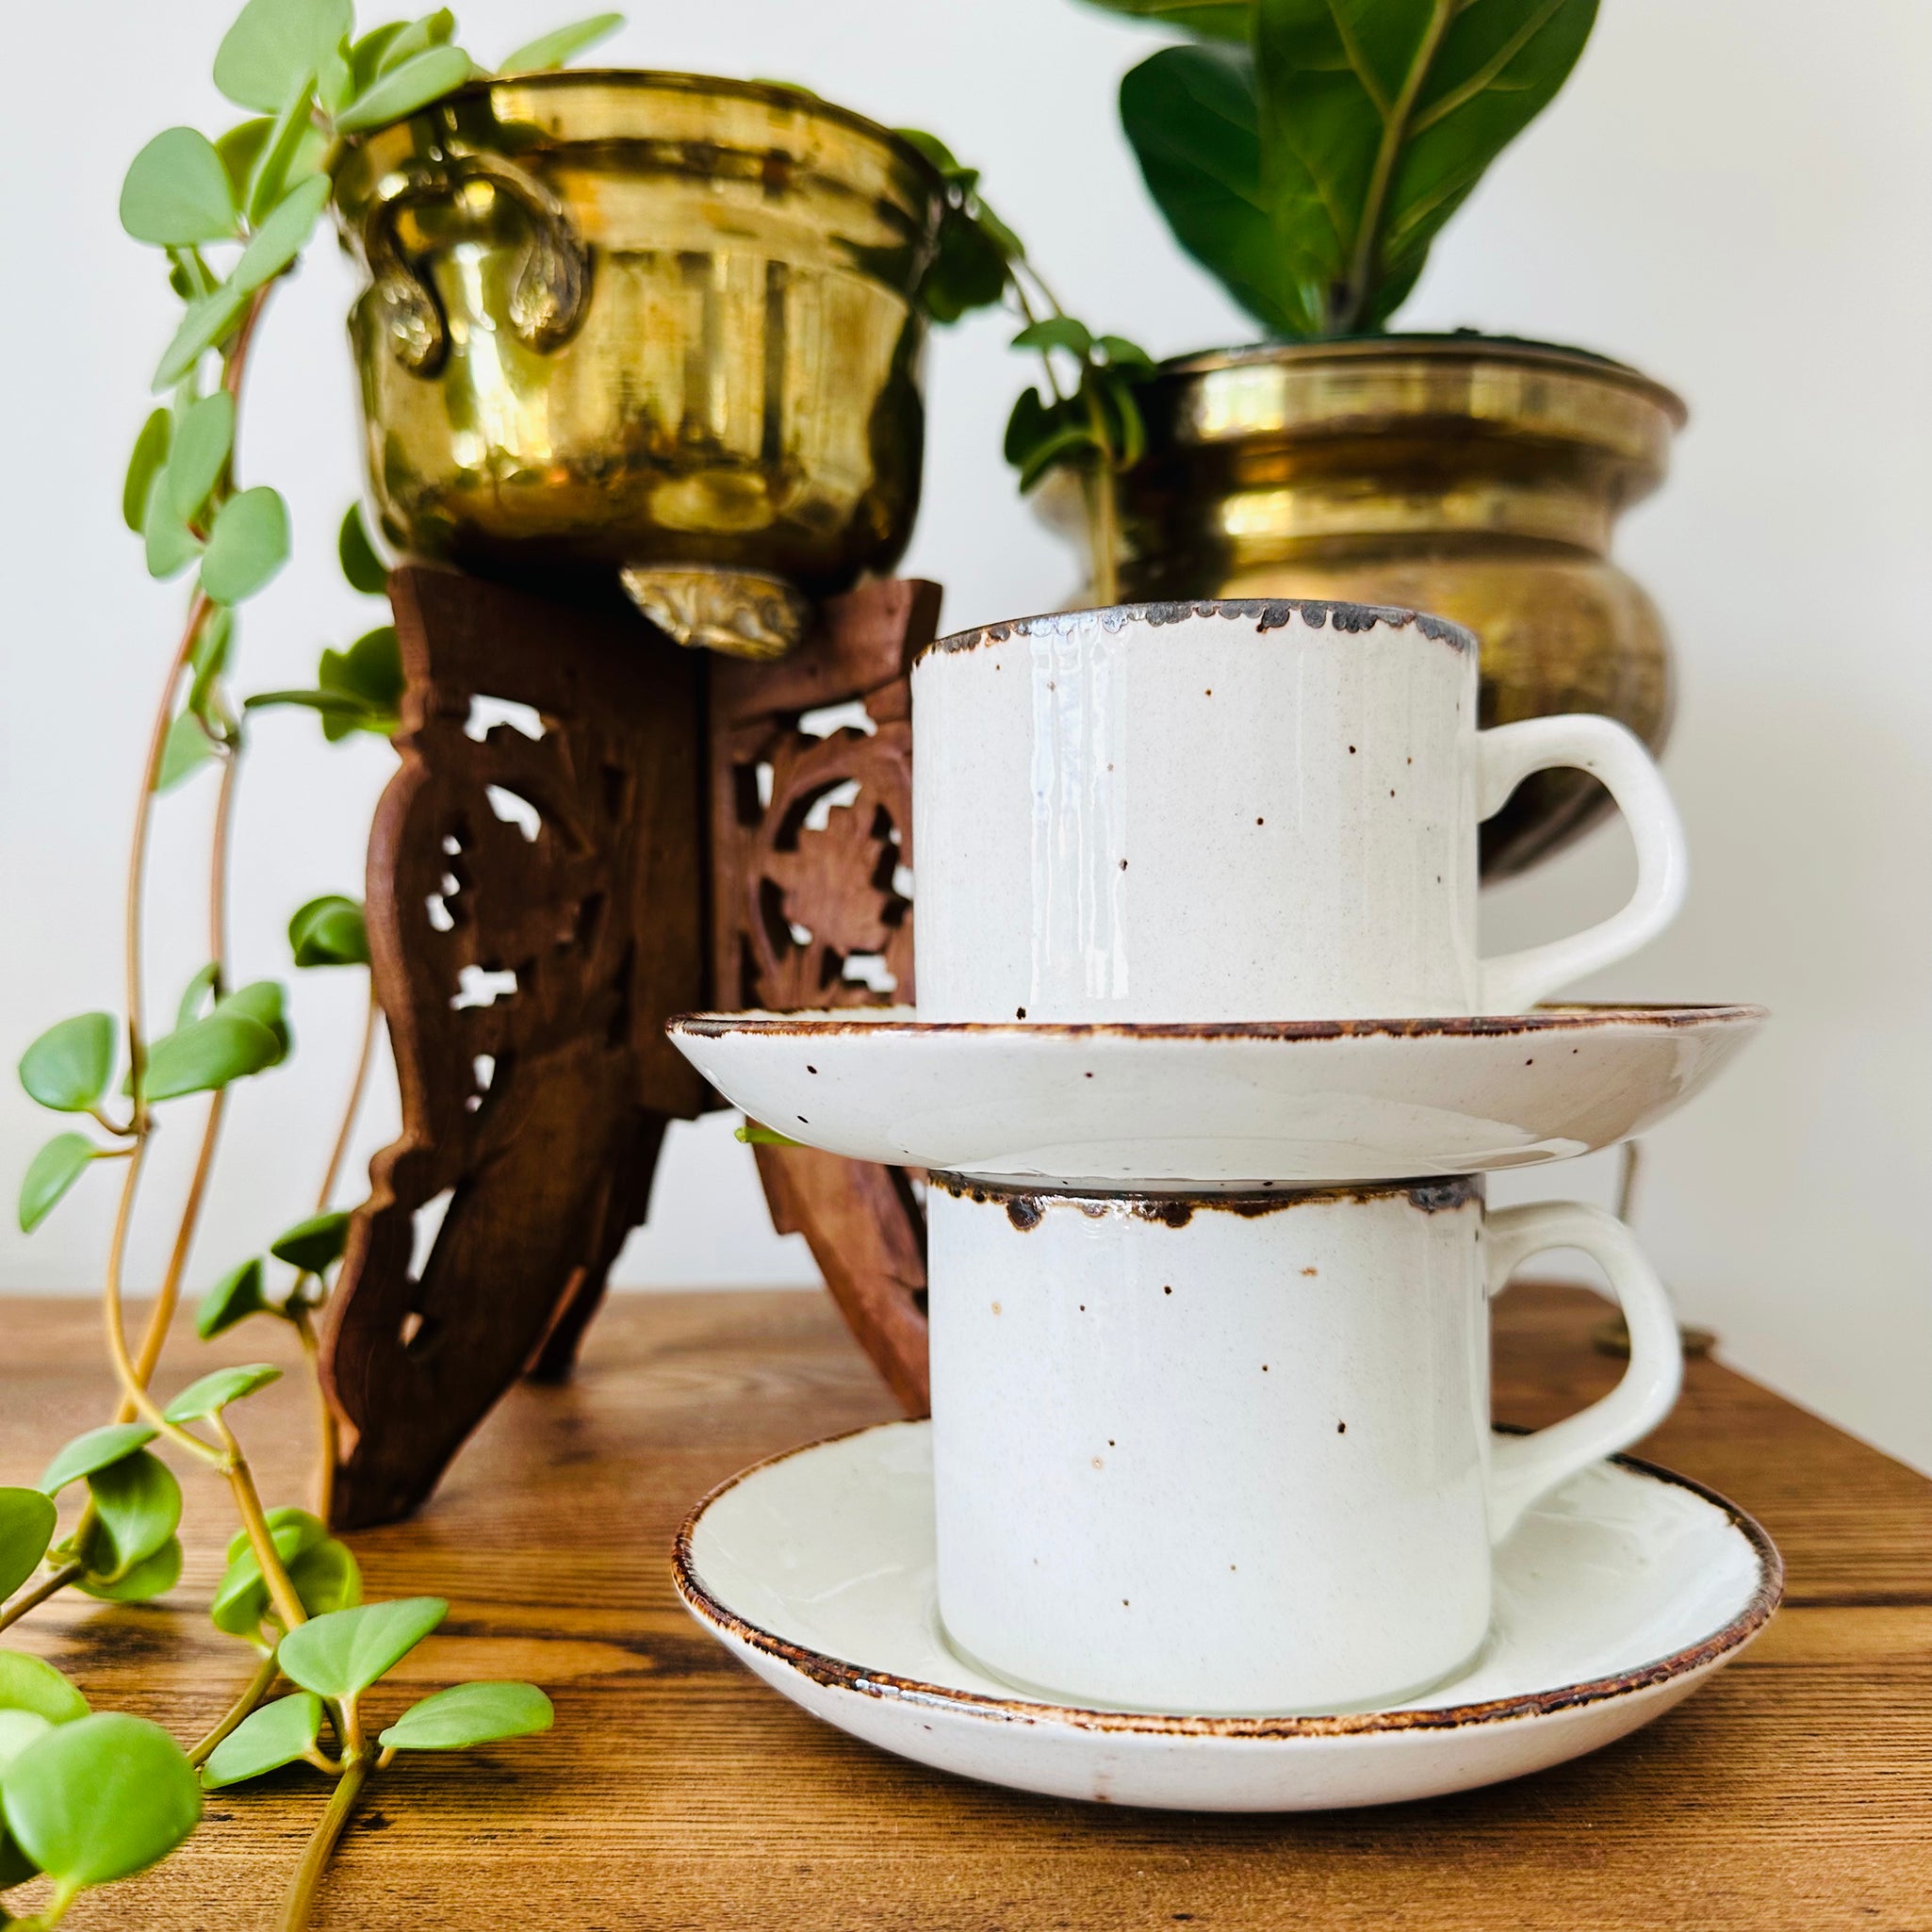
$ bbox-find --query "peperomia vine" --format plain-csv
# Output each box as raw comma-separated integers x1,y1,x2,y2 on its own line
3,1,619,1924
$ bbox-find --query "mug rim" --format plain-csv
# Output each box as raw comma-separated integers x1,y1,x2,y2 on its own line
919,598,1478,664
926,1171,1483,1217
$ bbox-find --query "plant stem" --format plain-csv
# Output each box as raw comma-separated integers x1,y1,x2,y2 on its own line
281,1753,371,1932
0,1562,85,1635
213,1415,309,1632
291,1305,337,1525
189,1648,281,1767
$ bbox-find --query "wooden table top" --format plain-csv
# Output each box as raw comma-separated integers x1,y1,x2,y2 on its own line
3,1285,1927,1929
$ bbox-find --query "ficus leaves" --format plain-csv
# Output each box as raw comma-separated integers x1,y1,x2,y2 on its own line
1113,0,1599,336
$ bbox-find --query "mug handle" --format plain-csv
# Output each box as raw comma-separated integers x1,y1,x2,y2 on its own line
1484,1200,1684,1544
1476,715,1689,1012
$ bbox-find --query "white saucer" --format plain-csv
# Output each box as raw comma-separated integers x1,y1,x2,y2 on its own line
666,1004,1766,1187
673,1420,1779,1812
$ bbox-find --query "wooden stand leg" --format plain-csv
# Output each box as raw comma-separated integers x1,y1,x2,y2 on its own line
322,567,708,1530
710,581,940,1415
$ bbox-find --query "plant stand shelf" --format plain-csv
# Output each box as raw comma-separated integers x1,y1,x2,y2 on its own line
1,1285,1926,1930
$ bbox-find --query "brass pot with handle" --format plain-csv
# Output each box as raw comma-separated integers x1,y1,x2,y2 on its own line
331,72,944,659
1037,336,1686,877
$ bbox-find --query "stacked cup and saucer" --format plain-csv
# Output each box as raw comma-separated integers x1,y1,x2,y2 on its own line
665,599,1778,1811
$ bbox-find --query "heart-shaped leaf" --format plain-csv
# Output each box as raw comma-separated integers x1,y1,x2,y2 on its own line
0,1655,88,1726
200,1692,323,1789
156,712,218,794
200,485,290,605
288,896,369,969
123,410,173,534
216,117,273,201
227,1508,327,1571
287,1535,362,1618
143,469,205,581
335,45,473,133
212,1509,326,1638
213,980,291,1061
0,1492,57,1602
196,1257,273,1339
1012,316,1095,358
83,1451,182,1579
0,1709,53,1770
230,173,331,301
337,501,388,594
40,1425,156,1498
19,1135,106,1235
1,1712,202,1894
75,1538,183,1604
1075,0,1252,38
166,392,237,522
163,1364,281,1424
153,277,253,390
120,128,239,246
379,1680,553,1752
141,1011,280,1104
277,1596,448,1699
216,0,351,111
350,22,407,92
270,1211,350,1274
499,12,623,73
19,1015,117,1114
377,9,456,75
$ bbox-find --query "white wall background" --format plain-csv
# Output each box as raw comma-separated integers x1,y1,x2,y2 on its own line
2,2,1926,1471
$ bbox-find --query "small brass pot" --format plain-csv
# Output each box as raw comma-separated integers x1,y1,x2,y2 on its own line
332,73,943,657
1039,336,1686,876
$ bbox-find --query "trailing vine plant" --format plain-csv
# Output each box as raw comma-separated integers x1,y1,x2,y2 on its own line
1,3,626,1924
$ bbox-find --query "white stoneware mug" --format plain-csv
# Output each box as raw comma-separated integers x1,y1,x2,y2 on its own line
911,599,1689,1022
925,1173,1683,1714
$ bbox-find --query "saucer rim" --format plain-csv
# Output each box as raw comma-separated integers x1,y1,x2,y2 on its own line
667,1002,1769,1044
672,1418,1783,1741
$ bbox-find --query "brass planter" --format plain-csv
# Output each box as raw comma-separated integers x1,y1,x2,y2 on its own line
332,73,943,657
1040,336,1686,876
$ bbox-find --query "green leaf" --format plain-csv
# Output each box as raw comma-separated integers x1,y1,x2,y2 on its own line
200,485,290,604
120,128,239,247
1252,0,1597,335
39,1425,156,1498
270,1211,350,1274
175,962,221,1034
18,1135,105,1235
141,1012,281,1103
379,1681,553,1752
1120,43,1313,336
216,118,273,203
337,502,388,594
123,410,172,534
74,1537,183,1603
1097,333,1155,370
245,77,324,225
211,1510,360,1641
0,1654,88,1726
188,606,235,725
230,174,332,298
287,1536,362,1617
167,394,236,523
0,1708,53,1768
226,1507,326,1571
153,277,253,390
289,895,369,969
196,1257,272,1338
19,1014,116,1114
143,470,205,581
350,22,407,92
1003,386,1102,492
377,9,457,74
915,204,1010,325
276,1597,448,1699
499,12,624,73
216,0,351,110
0,1492,57,1603
83,1452,182,1580
156,712,217,794
336,45,474,133
163,1364,282,1425
200,1693,323,1789
1012,316,1094,358
1074,0,1252,39
324,625,404,710
1,1712,202,1892
213,980,290,1061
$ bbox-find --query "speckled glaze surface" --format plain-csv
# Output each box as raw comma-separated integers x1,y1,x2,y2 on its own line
673,1420,1780,1811
664,1004,1765,1187
911,601,1688,1022
924,1178,1681,1714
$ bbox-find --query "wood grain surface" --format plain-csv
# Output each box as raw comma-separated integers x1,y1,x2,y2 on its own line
1,1285,1926,1930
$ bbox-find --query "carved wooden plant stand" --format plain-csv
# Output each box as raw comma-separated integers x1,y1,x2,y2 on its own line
321,566,934,1530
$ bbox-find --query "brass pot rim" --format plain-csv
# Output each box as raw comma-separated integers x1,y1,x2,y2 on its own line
336,66,945,193
1157,332,1687,430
